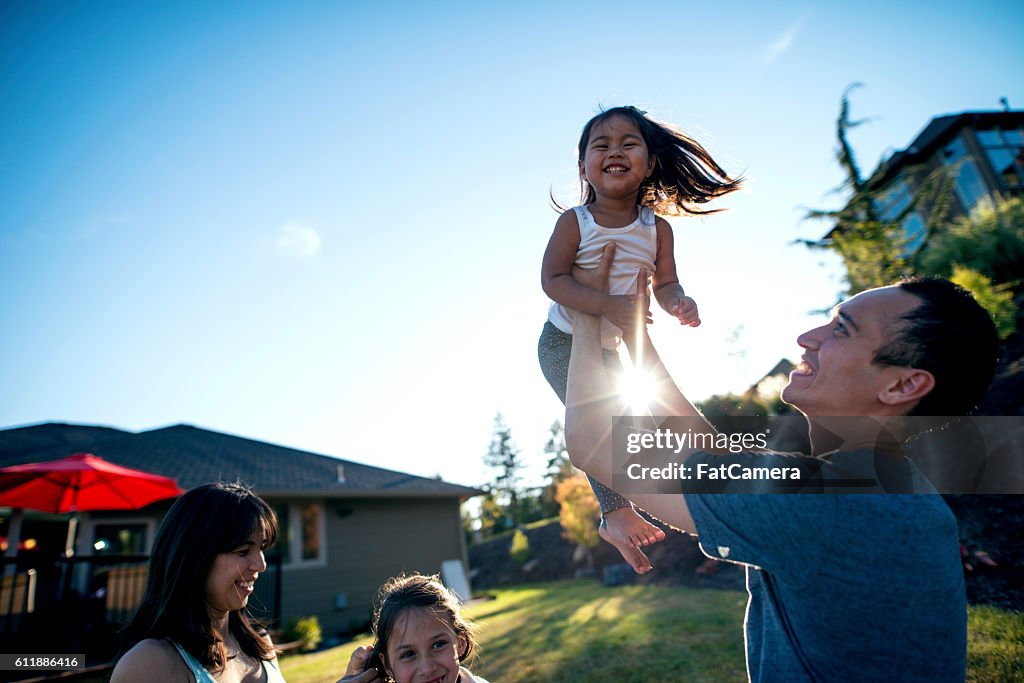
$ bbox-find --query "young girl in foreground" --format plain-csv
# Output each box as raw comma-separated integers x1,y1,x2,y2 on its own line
339,574,488,683
540,105,742,573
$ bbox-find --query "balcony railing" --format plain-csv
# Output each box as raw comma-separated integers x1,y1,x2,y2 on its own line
0,553,282,676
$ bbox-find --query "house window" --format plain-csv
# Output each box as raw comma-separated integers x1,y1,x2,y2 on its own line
977,127,1024,189
93,524,148,555
874,178,913,222
299,504,321,561
271,502,325,567
942,137,989,213
902,212,926,253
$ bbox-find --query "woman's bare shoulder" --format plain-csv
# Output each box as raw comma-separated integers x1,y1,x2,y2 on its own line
112,639,188,683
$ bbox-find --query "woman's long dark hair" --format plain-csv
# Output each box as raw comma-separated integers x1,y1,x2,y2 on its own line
118,482,279,671
562,105,743,215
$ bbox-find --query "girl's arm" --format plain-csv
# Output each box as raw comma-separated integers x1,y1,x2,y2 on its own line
651,219,700,326
542,211,640,329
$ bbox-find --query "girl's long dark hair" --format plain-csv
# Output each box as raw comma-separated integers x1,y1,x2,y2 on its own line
562,105,743,215
118,482,279,671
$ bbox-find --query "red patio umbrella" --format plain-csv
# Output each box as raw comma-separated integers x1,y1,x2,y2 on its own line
0,453,183,556
0,453,182,513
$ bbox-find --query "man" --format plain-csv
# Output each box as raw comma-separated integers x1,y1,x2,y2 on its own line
564,244,998,682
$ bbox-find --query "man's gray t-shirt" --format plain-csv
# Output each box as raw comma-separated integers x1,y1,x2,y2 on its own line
683,451,966,683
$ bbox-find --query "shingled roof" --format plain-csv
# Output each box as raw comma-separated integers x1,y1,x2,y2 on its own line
0,422,482,500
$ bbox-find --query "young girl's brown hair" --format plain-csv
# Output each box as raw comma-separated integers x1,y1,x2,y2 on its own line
366,574,478,679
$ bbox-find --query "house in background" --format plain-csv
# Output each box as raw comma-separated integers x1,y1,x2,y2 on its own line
845,108,1024,252
0,421,483,636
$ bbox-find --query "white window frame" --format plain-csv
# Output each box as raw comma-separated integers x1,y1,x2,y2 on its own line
279,501,327,570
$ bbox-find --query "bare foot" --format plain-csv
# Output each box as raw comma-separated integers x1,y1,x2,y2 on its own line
600,507,666,574
605,506,666,547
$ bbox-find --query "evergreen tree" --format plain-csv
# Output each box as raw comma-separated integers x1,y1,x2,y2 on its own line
544,420,574,482
799,83,955,296
538,420,575,519
484,413,525,527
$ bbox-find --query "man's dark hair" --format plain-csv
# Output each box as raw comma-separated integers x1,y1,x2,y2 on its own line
873,277,999,416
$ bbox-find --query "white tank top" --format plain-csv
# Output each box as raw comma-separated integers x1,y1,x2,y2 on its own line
547,205,658,348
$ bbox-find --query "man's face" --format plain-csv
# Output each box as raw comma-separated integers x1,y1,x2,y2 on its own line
781,286,924,417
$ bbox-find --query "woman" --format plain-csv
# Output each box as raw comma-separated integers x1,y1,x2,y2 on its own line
112,482,285,683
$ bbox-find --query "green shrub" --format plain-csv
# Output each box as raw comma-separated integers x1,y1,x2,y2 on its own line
284,615,323,653
950,265,1018,339
917,197,1024,289
509,529,531,564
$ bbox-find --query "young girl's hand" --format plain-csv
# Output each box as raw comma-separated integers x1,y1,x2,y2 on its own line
670,295,701,327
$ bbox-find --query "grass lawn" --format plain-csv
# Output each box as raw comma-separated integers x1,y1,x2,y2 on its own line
967,604,1024,683
280,579,1024,683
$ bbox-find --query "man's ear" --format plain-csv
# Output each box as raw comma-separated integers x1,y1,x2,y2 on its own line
878,369,935,407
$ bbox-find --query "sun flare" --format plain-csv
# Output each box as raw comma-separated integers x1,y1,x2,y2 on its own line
619,366,655,416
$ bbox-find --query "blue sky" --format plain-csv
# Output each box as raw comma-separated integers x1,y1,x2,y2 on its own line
2,0,1022,491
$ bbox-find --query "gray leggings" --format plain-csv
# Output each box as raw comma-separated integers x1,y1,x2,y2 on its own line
538,321,632,515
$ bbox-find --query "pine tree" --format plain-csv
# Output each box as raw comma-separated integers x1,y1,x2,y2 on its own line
483,413,525,527
544,420,573,482
537,420,574,519
799,83,954,296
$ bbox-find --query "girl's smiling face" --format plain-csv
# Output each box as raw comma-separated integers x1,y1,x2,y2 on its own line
384,607,466,683
579,114,656,202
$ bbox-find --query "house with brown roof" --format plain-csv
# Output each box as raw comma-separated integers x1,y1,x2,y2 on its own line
0,421,483,638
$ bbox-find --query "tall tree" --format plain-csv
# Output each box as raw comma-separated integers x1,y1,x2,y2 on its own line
484,413,525,527
537,420,575,520
800,83,954,296
544,420,574,484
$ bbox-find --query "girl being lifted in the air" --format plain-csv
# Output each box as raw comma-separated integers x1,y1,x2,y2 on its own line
539,105,742,573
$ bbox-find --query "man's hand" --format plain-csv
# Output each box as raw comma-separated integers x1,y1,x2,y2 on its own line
602,294,650,332
617,267,653,355
572,242,615,292
573,243,652,330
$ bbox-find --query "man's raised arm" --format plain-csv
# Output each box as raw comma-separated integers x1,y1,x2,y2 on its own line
563,244,707,535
